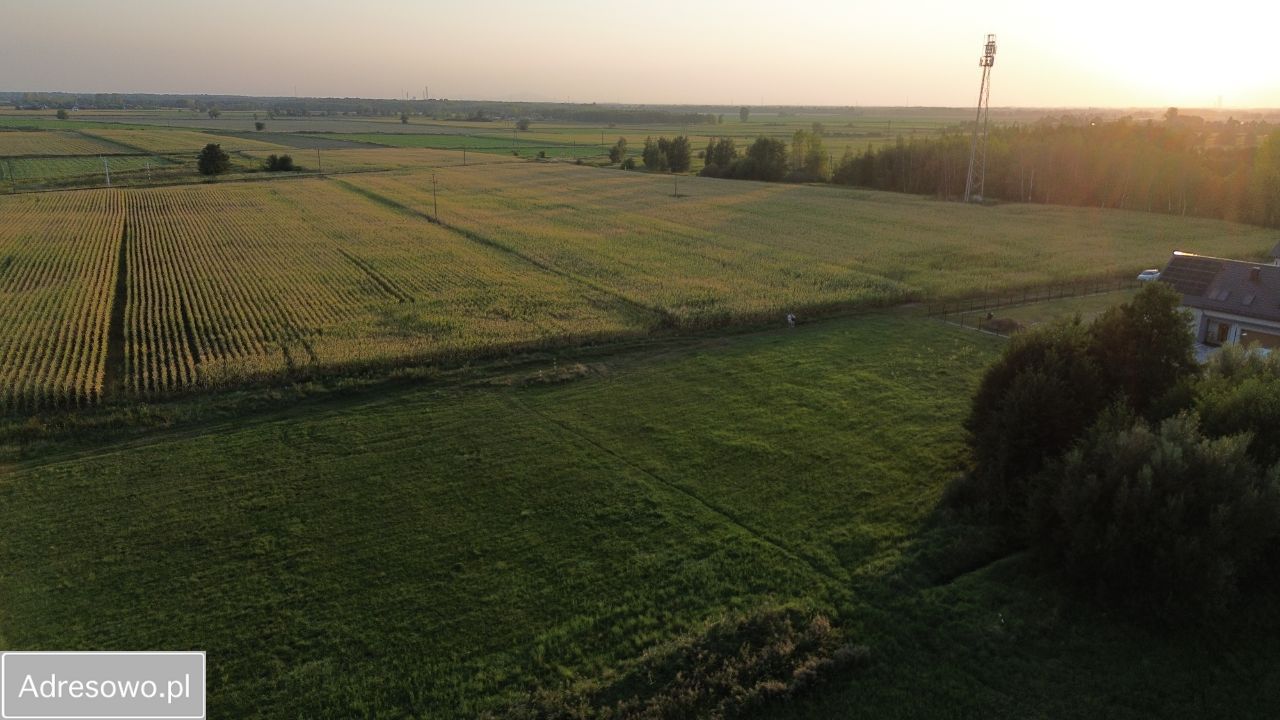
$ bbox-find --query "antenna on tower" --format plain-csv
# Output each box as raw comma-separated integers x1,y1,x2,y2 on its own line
964,33,997,204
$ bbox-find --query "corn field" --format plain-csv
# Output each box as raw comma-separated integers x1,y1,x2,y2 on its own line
0,161,1276,412
0,190,124,411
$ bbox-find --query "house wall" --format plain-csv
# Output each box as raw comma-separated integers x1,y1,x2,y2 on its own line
1185,306,1280,349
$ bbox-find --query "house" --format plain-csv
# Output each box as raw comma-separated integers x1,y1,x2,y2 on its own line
1161,251,1280,352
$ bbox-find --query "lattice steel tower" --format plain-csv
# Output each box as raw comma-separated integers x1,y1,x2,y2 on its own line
964,34,997,203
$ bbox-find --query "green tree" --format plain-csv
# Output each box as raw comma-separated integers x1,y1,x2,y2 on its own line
700,138,739,177
1088,281,1197,413
1029,412,1280,617
608,137,628,164
516,118,531,131
739,106,750,122
207,108,221,119
264,154,294,171
642,137,667,171
667,136,692,172
744,137,787,181
254,121,266,131
963,319,1106,522
400,112,409,124
1250,131,1280,227
55,109,69,120
197,143,231,176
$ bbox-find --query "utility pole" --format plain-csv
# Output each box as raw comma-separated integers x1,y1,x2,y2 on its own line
102,157,111,186
432,173,439,220
316,147,322,175
463,145,467,166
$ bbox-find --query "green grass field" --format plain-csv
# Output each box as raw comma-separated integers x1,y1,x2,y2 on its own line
3,313,1275,718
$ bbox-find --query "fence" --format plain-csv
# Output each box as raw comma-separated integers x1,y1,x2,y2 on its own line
927,276,1142,337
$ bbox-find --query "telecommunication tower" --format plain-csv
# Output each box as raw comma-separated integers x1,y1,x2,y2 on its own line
964,34,997,203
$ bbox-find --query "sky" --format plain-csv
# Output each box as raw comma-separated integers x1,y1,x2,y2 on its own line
2,0,1277,108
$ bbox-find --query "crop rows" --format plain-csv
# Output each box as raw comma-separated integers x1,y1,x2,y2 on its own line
0,190,124,411
0,130,127,156
121,179,636,394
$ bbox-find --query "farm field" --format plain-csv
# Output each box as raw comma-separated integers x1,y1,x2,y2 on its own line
240,146,518,173
1,161,1276,409
0,155,171,186
120,179,640,395
79,127,293,153
0,130,131,156
346,163,1277,319
3,313,1276,718
0,190,123,411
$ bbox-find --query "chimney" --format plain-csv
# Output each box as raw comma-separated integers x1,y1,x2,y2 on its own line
1251,266,1262,282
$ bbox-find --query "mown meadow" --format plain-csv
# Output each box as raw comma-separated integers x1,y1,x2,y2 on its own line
3,313,1275,718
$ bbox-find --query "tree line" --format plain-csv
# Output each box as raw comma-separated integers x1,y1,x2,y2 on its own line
831,115,1280,229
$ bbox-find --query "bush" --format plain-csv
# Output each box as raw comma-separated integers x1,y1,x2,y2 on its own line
196,143,231,176
264,154,294,172
1029,411,1280,617
621,157,636,170
254,121,265,131
56,109,69,120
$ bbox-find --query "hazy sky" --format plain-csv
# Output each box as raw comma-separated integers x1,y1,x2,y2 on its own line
3,0,1276,108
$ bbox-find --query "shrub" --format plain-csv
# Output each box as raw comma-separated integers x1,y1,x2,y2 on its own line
1029,411,1280,617
621,157,636,170
264,154,294,172
196,143,231,176
56,109,69,120
254,121,265,131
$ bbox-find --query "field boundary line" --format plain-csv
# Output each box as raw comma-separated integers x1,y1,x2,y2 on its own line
506,393,848,588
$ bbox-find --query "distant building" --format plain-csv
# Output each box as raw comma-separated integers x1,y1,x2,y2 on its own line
1161,251,1280,352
